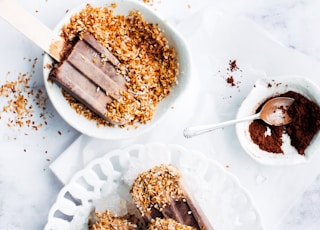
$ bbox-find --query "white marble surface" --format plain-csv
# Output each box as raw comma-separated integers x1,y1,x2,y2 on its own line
0,0,320,229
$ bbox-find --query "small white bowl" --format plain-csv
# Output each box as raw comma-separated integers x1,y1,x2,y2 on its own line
43,0,191,140
236,76,320,165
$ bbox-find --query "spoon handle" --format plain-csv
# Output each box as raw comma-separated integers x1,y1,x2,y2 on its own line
183,113,260,138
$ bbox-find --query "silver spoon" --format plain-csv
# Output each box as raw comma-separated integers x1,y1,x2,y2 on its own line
183,97,295,138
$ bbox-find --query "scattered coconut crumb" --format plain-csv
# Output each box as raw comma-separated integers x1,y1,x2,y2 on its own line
0,58,50,130
143,0,154,5
110,3,117,8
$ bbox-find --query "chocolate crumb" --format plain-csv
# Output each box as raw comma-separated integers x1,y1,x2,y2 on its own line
228,60,239,72
223,59,242,88
226,76,236,86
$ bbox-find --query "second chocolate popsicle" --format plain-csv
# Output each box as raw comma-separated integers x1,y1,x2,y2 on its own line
131,164,214,230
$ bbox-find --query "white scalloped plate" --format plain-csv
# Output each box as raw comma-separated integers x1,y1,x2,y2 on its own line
45,143,263,230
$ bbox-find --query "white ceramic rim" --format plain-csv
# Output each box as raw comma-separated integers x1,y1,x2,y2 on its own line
43,0,192,140
236,75,320,165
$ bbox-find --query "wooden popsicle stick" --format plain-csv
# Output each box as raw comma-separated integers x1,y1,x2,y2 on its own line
0,0,65,62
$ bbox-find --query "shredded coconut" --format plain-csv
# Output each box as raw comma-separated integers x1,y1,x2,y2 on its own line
60,4,179,127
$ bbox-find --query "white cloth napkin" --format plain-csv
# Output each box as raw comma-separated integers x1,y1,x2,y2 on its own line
50,6,320,230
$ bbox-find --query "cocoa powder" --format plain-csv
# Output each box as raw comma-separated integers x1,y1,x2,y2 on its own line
249,91,320,155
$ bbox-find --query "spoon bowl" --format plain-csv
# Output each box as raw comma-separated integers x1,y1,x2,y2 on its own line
183,97,294,139
259,97,294,126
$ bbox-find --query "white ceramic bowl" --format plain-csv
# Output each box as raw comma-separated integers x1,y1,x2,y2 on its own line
236,76,320,165
43,0,191,140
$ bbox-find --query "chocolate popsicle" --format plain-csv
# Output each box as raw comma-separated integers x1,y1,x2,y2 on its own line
50,33,131,125
0,0,130,125
131,164,214,230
